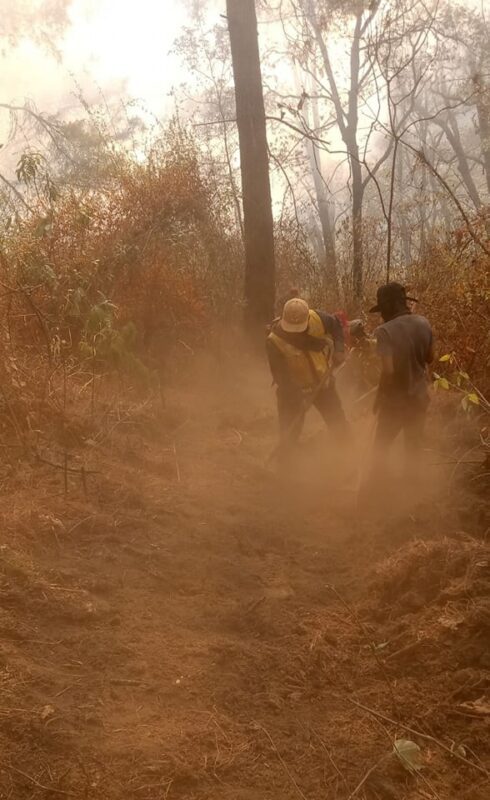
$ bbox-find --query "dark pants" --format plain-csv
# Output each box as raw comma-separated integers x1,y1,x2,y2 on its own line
372,397,428,480
277,383,349,446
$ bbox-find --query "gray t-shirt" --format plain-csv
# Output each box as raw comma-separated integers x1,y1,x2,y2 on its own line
375,313,433,398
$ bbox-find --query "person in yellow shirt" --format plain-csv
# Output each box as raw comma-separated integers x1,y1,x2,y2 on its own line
266,297,349,448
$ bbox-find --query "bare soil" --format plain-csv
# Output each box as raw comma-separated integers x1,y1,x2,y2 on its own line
0,356,488,799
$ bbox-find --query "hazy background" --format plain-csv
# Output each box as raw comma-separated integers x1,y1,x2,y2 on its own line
1,0,188,112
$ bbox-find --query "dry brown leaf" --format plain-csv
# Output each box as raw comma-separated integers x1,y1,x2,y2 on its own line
40,704,55,720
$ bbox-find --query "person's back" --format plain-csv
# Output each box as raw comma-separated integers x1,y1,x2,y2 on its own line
365,282,434,488
266,298,350,455
376,313,432,401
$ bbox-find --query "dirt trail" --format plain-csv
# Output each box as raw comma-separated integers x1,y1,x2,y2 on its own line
0,357,488,799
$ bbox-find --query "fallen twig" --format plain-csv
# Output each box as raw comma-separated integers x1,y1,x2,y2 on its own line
386,639,424,662
0,385,24,446
350,702,444,800
7,764,74,796
326,585,398,718
255,723,309,800
428,460,485,466
348,698,489,776
448,444,484,487
347,754,388,799
0,707,37,715
172,442,181,483
110,678,151,688
245,596,266,616
305,724,349,790
65,515,97,536
35,453,100,476
63,449,68,496
232,428,243,445
460,776,490,798
53,685,74,699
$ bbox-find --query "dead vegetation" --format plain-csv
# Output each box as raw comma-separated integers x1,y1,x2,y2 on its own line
0,355,487,800
0,74,487,800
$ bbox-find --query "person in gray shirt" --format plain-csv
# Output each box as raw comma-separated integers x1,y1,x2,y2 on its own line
369,282,434,479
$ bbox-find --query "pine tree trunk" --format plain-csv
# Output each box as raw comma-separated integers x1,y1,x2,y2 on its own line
351,159,363,300
397,149,411,265
441,111,482,210
226,0,275,331
474,76,490,197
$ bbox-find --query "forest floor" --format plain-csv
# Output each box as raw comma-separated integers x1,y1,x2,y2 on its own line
0,353,488,800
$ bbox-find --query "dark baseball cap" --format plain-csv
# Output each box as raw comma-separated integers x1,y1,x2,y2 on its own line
369,282,418,313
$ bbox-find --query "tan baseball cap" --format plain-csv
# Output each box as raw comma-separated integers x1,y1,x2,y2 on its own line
280,298,309,333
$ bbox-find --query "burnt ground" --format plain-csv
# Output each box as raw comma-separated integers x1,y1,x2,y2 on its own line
0,357,488,800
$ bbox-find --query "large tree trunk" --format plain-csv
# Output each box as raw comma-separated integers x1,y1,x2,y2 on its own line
474,75,490,197
226,0,275,330
348,18,364,300
418,122,429,262
351,159,363,299
397,148,411,266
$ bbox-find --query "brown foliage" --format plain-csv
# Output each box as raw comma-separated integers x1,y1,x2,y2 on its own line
411,241,490,395
0,124,242,374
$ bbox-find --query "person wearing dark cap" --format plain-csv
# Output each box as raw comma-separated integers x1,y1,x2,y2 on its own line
369,282,434,479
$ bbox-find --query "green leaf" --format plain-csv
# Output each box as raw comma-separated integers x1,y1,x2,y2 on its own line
434,377,449,391
394,740,423,772
439,354,451,362
467,393,480,405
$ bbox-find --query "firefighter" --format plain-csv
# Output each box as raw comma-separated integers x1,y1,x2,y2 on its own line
266,298,349,448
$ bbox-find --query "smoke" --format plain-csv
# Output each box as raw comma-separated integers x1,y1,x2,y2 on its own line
0,0,70,42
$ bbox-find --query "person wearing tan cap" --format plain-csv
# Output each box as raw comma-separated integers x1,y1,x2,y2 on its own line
266,297,349,450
